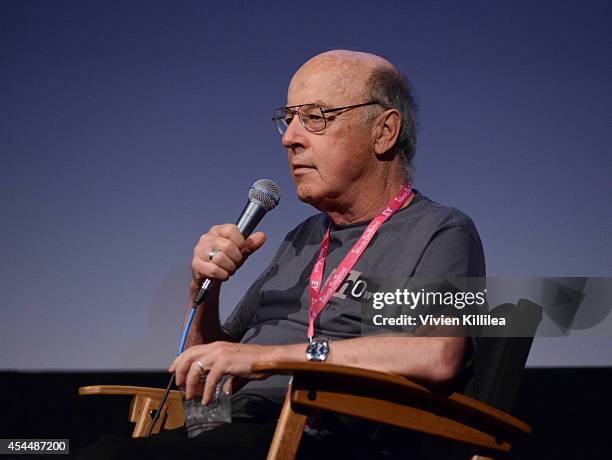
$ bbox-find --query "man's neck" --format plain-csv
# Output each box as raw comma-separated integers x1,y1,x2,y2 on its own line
325,175,409,227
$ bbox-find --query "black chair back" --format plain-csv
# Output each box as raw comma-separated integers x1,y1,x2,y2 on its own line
464,299,543,412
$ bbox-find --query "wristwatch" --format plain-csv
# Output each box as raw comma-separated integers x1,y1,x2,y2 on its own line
305,338,330,362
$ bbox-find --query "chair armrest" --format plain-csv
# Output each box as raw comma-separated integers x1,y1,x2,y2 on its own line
79,385,184,437
79,385,181,400
253,361,530,451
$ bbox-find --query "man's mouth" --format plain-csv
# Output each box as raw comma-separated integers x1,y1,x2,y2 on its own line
292,164,314,174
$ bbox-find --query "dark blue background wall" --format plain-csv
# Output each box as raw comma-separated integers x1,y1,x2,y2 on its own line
1,0,610,369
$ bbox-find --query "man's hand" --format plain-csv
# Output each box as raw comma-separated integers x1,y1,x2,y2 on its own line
191,224,266,286
169,342,273,405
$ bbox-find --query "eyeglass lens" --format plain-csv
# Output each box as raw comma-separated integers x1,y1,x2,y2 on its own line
273,104,325,135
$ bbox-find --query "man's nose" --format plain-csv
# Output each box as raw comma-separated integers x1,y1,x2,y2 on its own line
281,115,304,148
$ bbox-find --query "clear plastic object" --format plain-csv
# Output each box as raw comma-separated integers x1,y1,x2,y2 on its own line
181,375,232,438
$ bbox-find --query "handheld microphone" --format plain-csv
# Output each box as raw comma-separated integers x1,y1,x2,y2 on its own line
193,179,281,306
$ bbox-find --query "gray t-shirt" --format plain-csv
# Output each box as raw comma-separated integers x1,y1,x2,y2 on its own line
223,190,486,419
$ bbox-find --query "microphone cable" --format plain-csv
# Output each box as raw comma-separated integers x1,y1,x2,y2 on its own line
147,305,198,436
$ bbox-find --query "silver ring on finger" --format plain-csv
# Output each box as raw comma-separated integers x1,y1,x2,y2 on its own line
196,360,205,373
208,249,219,261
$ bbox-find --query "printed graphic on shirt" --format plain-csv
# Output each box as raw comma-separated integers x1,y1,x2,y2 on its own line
332,270,381,304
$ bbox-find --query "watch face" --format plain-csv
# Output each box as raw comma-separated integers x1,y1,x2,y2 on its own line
306,339,329,362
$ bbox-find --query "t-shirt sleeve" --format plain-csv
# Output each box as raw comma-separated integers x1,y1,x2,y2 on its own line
409,223,486,318
413,224,486,278
222,262,277,340
410,223,486,385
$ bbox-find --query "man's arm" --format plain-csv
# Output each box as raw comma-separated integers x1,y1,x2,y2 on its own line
325,335,466,383
170,335,465,404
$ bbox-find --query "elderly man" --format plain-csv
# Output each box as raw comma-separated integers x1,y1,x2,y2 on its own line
81,50,485,459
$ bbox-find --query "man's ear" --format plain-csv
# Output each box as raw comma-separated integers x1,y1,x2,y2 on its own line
373,109,402,156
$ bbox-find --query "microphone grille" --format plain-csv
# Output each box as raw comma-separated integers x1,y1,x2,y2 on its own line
249,179,281,212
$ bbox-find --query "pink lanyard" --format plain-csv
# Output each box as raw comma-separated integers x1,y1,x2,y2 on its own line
307,183,414,340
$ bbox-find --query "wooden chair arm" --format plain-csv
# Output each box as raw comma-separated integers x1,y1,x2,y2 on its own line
253,361,530,453
79,385,180,400
79,385,184,437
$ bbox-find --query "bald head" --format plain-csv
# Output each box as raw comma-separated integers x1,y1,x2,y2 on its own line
300,50,396,74
289,50,398,105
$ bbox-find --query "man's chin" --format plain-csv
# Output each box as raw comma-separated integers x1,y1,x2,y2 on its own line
295,184,323,207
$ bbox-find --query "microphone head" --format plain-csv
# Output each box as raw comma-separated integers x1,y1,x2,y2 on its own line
249,179,281,212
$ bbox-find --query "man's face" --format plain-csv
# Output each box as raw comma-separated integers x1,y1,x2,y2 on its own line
281,62,376,211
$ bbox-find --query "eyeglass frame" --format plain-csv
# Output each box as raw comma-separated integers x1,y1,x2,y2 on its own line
272,101,381,135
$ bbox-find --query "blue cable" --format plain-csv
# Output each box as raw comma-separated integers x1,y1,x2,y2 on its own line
148,303,198,435
178,306,197,355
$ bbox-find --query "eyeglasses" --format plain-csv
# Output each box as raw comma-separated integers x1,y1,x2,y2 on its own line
272,101,379,135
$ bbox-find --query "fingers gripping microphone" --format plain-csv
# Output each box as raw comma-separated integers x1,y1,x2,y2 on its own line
193,179,281,306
